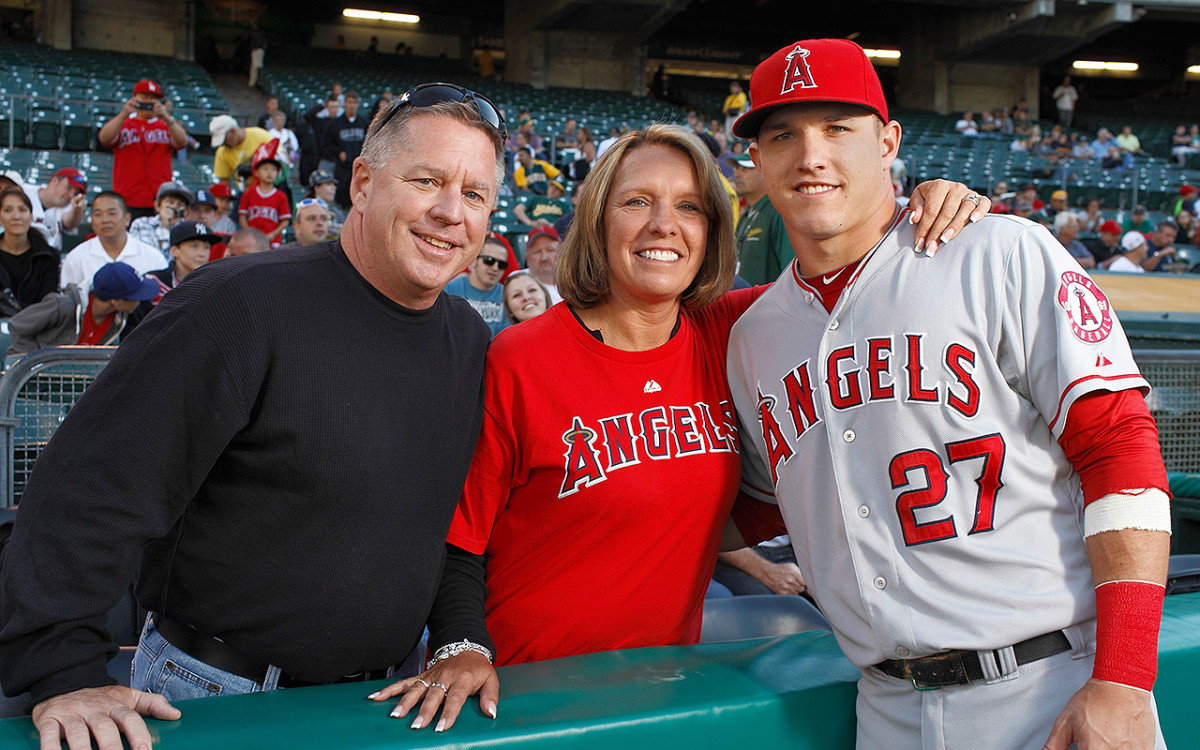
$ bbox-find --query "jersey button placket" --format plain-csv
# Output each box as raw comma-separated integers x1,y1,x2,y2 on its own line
873,576,886,589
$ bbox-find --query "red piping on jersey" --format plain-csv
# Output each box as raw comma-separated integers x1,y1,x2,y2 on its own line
1047,373,1147,431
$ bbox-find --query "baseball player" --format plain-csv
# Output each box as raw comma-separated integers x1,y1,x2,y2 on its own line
726,39,1170,749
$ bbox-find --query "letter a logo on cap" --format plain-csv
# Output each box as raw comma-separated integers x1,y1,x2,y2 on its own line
781,45,817,94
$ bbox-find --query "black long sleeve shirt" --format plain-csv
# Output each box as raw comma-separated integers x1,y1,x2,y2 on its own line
0,240,490,703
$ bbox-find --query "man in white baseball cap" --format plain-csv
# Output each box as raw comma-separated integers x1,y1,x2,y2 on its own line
1109,231,1150,273
209,115,272,188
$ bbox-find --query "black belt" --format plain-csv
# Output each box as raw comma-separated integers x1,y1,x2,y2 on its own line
151,613,397,689
873,630,1071,690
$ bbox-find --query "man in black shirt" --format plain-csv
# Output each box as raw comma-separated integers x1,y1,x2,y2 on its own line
0,84,508,750
325,91,371,210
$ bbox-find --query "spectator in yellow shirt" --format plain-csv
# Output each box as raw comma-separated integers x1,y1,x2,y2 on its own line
209,115,274,188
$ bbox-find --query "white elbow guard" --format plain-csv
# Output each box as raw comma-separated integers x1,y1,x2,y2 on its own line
1083,488,1172,537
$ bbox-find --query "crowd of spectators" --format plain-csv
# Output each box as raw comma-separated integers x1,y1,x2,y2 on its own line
942,97,1199,274
1,72,1197,440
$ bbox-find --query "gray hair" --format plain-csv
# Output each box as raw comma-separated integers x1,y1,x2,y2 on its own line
361,100,505,195
1053,211,1079,233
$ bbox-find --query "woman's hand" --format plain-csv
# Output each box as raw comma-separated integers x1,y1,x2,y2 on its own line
908,179,992,256
368,652,499,733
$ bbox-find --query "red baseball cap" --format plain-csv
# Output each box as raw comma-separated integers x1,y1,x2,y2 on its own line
1099,219,1122,235
133,79,164,99
1180,184,1198,196
53,167,87,192
733,39,888,139
207,183,235,198
526,226,560,245
251,139,282,171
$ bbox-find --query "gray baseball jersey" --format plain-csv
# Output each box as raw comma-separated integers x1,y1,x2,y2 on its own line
727,207,1148,669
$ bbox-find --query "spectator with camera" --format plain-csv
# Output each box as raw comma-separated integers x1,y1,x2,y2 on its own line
129,182,193,261
97,79,188,221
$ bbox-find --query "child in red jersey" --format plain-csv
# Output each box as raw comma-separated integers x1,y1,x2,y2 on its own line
238,139,291,248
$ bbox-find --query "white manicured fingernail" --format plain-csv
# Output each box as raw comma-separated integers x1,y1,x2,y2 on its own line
940,228,954,243
908,212,917,224
914,237,924,252
436,719,447,733
487,703,497,719
367,692,380,700
410,716,424,728
970,212,982,223
927,239,938,256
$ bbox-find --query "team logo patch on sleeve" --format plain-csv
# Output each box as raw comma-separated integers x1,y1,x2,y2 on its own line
1057,271,1113,343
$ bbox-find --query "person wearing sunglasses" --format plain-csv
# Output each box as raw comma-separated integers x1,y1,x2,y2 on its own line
444,234,512,338
0,82,508,750
277,198,332,249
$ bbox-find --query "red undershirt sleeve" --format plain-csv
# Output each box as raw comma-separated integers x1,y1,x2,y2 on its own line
1056,389,1169,505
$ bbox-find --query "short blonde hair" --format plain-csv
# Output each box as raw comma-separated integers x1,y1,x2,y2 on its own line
556,124,736,309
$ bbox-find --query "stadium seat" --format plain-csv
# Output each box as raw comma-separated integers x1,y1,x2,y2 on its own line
0,120,28,149
700,594,831,643
62,123,92,151
1168,554,1200,595
28,120,59,151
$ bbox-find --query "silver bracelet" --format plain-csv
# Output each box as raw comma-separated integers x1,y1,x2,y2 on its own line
430,638,494,665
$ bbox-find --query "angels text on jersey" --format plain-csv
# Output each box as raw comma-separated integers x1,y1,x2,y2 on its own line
560,400,739,497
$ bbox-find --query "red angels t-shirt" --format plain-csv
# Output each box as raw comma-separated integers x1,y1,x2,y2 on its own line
447,288,766,666
112,116,174,209
238,185,292,247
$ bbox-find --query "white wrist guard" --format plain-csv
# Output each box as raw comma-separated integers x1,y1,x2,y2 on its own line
1083,488,1172,537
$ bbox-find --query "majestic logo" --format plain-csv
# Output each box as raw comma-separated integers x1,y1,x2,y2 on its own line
781,45,817,94
643,380,662,394
1057,271,1113,343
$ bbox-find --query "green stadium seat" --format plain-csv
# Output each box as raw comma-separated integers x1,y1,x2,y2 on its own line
28,120,59,150
62,123,91,152
0,120,28,149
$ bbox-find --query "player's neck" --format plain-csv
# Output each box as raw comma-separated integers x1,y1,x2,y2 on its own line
788,194,899,277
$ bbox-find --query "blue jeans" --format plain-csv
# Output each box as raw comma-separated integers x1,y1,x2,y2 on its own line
131,615,422,702
132,616,282,701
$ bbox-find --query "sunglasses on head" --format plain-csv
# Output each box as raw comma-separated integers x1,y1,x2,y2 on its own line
379,83,507,140
296,198,328,210
479,256,509,270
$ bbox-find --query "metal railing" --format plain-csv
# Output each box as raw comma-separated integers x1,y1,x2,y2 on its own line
0,347,114,507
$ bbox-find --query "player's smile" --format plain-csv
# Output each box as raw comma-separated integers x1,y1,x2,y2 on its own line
752,101,901,271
